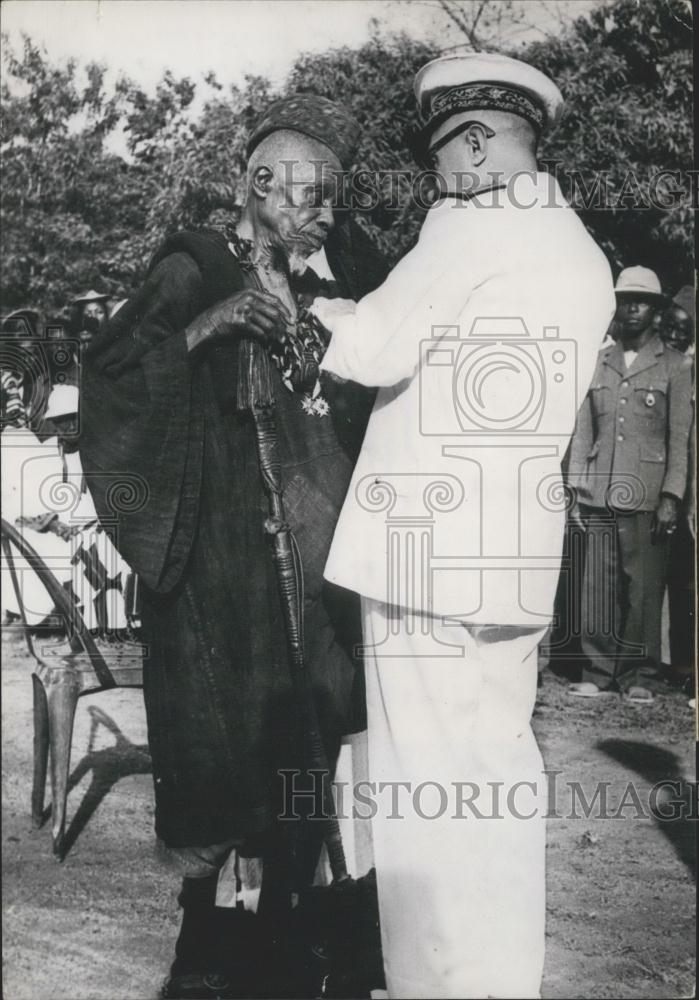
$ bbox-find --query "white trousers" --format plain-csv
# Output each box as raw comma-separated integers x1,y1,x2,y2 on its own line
362,599,547,1000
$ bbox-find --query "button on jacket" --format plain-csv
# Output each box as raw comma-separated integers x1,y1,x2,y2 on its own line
568,334,694,512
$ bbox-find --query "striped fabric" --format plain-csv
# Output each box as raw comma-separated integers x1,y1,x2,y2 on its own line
0,370,26,427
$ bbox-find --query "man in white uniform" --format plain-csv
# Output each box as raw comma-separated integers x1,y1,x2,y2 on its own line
312,54,615,999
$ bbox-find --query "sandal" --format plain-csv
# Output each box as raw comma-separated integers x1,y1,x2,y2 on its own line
568,682,615,699
623,686,655,705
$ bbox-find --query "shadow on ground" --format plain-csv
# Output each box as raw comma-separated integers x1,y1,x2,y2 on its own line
597,738,697,878
37,704,152,858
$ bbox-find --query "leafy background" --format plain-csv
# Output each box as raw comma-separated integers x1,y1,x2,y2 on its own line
1,0,693,320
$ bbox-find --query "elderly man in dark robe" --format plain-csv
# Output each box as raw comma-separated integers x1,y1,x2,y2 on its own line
80,96,387,999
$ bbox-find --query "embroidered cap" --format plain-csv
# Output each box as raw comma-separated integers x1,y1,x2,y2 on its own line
247,94,361,170
412,53,564,161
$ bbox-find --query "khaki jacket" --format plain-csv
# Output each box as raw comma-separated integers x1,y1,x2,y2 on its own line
568,334,694,511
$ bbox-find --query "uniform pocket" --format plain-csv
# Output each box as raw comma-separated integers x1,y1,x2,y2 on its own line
639,441,665,464
590,385,613,415
633,381,668,418
638,442,665,504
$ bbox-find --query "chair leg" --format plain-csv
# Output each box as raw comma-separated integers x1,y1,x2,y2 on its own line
31,674,49,828
45,669,81,858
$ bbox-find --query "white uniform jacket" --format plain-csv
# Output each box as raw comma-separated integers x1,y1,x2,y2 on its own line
315,173,615,625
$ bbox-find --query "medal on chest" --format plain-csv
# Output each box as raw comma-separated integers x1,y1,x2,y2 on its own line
226,232,330,417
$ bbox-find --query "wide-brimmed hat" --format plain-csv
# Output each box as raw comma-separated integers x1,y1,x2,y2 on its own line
72,289,109,306
614,266,666,304
411,52,564,164
246,94,361,171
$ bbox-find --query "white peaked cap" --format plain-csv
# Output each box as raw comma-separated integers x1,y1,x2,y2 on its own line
414,52,564,136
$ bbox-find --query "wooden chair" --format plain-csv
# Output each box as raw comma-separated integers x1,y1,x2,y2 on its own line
1,517,143,858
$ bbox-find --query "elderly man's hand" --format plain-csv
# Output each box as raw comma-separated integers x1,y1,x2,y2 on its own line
186,290,291,352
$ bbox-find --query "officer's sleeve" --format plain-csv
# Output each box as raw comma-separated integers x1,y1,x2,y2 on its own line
661,358,694,502
315,221,479,387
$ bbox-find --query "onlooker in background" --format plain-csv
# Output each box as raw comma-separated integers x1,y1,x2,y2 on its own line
552,307,621,676
686,413,696,711
38,384,130,636
44,316,80,390
72,289,109,347
108,297,128,319
0,308,51,430
1,380,130,637
661,285,695,355
567,266,694,704
1,373,76,628
661,286,695,695
0,368,26,429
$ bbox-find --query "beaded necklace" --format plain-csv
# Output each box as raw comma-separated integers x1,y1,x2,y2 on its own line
225,230,331,417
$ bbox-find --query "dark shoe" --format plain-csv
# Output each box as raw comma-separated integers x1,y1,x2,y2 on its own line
296,869,385,996
171,876,260,997
162,965,234,999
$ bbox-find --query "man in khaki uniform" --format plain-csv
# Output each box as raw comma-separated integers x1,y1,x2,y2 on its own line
568,267,694,703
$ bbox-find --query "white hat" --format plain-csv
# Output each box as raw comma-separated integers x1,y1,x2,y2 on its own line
614,266,665,302
45,384,79,420
72,289,109,306
413,52,564,155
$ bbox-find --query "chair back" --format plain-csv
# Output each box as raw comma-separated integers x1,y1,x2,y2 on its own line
1,517,117,688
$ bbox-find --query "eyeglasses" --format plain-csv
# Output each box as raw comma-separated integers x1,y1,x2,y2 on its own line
425,119,496,166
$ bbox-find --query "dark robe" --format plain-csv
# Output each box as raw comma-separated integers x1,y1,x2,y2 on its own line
80,220,387,848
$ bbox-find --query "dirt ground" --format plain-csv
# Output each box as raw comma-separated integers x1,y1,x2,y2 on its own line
2,630,696,1000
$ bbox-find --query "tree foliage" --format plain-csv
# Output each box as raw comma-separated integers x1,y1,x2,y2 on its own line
1,35,156,312
0,0,693,318
527,0,693,287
